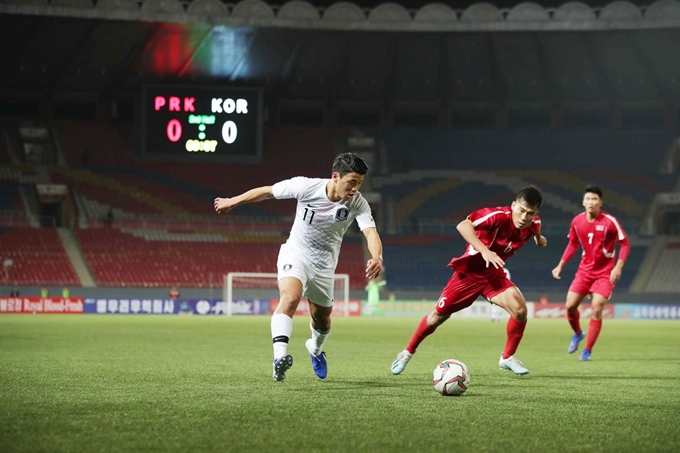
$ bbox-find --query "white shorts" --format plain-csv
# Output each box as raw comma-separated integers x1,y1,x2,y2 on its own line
277,244,334,308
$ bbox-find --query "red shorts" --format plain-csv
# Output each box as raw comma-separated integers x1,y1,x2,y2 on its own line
569,271,614,299
435,271,515,316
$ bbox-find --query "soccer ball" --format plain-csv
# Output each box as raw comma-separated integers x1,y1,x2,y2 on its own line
432,359,470,396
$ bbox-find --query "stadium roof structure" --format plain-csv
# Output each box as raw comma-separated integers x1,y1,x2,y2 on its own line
1,0,679,32
0,0,679,118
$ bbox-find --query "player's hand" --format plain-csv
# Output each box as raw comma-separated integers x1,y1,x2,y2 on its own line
214,197,235,214
610,268,621,284
536,235,547,247
551,266,561,279
481,249,504,269
365,257,383,279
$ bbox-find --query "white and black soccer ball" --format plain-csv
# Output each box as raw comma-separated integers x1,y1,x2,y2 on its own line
432,359,470,396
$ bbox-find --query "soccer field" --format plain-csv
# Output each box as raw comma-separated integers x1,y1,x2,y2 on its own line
1,315,679,453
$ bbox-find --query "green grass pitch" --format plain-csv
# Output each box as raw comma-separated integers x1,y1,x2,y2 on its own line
1,315,679,452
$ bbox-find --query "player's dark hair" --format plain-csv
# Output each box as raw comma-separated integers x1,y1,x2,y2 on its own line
332,152,368,177
584,185,603,199
516,185,543,209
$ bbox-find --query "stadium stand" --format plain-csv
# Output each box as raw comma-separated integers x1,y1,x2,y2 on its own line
371,129,677,173
53,121,351,219
511,235,646,292
382,230,647,292
0,227,80,286
0,119,373,290
382,235,465,290
1,118,674,293
372,168,652,237
364,127,671,291
73,227,367,289
0,181,22,212
75,228,275,288
644,240,680,293
55,120,137,168
0,0,679,296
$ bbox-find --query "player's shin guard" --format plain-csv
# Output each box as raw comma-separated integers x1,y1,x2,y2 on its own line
308,321,330,356
502,317,527,359
271,313,293,359
585,318,602,351
405,315,437,354
567,309,582,334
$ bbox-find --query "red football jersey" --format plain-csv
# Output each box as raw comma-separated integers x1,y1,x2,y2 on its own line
448,206,541,279
561,210,630,278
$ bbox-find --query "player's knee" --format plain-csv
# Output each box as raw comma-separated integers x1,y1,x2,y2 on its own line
281,298,300,309
276,294,301,313
428,311,449,326
591,305,604,320
311,313,331,331
512,306,528,321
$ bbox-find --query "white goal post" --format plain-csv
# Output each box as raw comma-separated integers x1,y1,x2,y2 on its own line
224,272,351,316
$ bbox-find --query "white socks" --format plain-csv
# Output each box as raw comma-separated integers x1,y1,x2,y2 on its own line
271,314,293,359
308,321,330,356
270,315,331,358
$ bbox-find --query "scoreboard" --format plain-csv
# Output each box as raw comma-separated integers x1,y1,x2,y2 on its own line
141,85,262,160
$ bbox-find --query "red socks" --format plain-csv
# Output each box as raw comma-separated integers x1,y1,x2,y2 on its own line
406,315,437,354
585,318,602,351
567,309,582,334
405,315,530,359
502,317,527,359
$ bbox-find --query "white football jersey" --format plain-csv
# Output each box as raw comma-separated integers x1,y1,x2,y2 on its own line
272,177,375,271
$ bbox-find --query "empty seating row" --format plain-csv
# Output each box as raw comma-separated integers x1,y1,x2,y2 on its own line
644,240,680,293
374,169,664,234
382,232,645,291
0,227,80,286
74,228,367,289
52,121,343,219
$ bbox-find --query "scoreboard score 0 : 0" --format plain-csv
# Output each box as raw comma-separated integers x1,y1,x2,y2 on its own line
141,85,262,160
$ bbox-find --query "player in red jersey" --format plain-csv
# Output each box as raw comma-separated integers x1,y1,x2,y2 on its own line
551,185,630,361
391,186,547,376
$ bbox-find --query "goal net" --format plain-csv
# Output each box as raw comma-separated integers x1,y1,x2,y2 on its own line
223,272,351,316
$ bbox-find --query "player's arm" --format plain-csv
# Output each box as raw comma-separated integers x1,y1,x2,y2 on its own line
535,234,548,247
534,224,548,248
551,222,579,279
610,234,630,284
456,219,504,269
214,186,274,214
362,227,383,279
610,258,625,284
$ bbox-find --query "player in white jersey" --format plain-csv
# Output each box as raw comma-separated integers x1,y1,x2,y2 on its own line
214,153,384,382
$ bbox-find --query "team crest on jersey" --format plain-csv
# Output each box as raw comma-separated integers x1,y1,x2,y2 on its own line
596,225,605,231
335,208,349,222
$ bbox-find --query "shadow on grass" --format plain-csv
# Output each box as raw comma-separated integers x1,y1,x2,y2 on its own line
284,376,509,395
536,374,679,380
289,380,491,398
592,358,680,363
291,379,418,390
